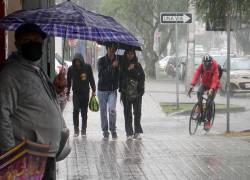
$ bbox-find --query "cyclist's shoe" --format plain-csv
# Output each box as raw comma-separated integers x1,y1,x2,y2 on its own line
204,121,212,131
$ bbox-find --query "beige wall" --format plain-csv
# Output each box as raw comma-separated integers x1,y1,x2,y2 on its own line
6,0,22,56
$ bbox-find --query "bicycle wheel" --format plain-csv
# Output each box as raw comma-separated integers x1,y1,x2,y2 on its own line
189,103,200,135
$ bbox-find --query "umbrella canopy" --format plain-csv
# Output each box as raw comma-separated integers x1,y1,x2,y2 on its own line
0,1,141,50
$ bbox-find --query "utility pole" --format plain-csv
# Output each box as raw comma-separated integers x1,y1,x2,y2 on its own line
186,0,196,92
175,23,179,109
226,2,231,133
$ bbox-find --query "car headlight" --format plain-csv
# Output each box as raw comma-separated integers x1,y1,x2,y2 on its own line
230,74,240,79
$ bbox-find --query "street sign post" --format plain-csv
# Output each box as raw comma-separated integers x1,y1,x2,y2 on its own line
160,13,192,24
160,12,192,109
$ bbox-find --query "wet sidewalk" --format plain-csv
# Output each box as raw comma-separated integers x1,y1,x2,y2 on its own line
57,79,250,180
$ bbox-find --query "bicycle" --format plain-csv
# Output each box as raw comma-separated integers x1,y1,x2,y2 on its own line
189,93,215,135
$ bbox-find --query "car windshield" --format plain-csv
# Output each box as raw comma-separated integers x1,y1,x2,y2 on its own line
231,58,250,70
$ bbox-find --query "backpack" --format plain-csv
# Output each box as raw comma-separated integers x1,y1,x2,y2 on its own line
125,77,139,101
217,64,223,79
201,64,223,79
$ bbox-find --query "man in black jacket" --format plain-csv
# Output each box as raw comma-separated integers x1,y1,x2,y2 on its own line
97,43,120,140
67,53,96,137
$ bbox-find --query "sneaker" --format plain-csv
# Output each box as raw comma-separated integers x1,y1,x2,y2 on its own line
81,129,86,136
112,132,118,140
204,121,212,131
127,135,133,141
73,131,79,137
103,133,109,140
134,133,142,140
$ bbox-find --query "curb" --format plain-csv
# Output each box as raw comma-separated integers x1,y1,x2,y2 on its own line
168,106,246,116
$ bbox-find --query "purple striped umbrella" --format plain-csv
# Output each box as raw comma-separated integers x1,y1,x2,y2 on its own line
0,1,141,50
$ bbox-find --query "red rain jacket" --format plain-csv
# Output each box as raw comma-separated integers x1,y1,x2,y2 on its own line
191,60,220,90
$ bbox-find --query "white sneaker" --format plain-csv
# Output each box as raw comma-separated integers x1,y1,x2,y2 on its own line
134,133,142,140
127,135,133,140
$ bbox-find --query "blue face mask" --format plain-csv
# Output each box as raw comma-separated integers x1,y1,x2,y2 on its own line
21,41,43,61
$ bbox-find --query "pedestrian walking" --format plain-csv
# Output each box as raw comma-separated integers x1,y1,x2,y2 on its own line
53,68,67,113
97,43,120,140
0,23,66,179
67,53,96,137
119,49,145,140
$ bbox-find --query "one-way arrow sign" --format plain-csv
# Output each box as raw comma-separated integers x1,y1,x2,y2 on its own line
160,13,192,24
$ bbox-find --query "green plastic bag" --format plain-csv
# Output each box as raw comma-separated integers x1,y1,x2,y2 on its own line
89,96,99,112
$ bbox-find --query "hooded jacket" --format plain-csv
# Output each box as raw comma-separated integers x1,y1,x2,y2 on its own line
0,52,64,156
67,53,96,95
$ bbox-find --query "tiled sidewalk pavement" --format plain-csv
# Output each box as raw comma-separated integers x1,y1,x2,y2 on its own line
57,80,250,180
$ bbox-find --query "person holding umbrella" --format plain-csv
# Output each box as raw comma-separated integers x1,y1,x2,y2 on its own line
119,49,145,140
97,43,120,140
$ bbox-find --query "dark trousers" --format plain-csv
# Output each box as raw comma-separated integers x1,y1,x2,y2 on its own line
122,95,143,136
197,85,217,121
43,157,56,180
73,93,89,132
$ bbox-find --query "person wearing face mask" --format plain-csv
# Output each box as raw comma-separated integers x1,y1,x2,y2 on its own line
66,53,96,137
0,23,66,179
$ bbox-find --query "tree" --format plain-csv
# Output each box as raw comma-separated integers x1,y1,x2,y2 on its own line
196,0,250,54
99,0,188,78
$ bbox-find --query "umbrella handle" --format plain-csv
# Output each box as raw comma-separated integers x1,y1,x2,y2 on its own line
62,37,66,68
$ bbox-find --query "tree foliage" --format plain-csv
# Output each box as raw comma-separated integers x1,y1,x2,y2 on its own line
196,0,250,54
99,0,188,78
196,0,250,22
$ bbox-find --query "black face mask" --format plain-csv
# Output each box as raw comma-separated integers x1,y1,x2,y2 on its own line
20,41,43,61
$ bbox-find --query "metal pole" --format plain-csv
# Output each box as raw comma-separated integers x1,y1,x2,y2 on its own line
175,22,179,109
186,1,196,92
226,8,231,133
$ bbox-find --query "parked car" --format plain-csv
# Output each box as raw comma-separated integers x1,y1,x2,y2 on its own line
165,56,186,80
220,57,250,96
211,55,227,66
157,56,172,71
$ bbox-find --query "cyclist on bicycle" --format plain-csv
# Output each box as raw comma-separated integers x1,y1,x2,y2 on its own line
187,55,220,130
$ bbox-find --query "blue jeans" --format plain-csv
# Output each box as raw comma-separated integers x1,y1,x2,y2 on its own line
97,90,117,136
